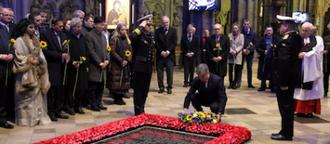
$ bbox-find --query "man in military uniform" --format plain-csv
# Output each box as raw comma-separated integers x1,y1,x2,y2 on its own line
271,15,303,141
130,14,156,115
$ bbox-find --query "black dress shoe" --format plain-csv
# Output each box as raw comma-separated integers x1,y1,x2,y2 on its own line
123,93,130,99
227,83,233,89
167,88,172,94
0,122,14,129
75,107,85,114
49,114,58,121
114,99,126,105
67,109,75,115
271,134,292,141
98,104,108,110
271,133,279,136
90,106,101,111
55,112,69,119
296,113,308,117
183,83,188,87
158,88,164,93
232,84,237,89
248,84,255,88
271,89,276,93
236,83,241,89
258,87,265,91
307,113,313,118
118,97,127,105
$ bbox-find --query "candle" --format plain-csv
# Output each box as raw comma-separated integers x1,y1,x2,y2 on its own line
99,3,102,16
132,4,134,24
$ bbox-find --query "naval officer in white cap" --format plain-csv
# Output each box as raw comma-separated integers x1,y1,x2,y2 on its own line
129,14,158,115
271,15,303,141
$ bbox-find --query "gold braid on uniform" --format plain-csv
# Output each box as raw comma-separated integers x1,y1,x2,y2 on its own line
134,28,141,35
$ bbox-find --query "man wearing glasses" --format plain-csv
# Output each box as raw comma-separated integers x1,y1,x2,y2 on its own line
0,8,15,35
155,16,177,94
205,23,230,84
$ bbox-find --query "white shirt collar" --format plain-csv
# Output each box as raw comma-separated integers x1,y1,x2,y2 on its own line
304,37,310,43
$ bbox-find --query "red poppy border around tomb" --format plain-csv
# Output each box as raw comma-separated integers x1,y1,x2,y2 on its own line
34,114,251,144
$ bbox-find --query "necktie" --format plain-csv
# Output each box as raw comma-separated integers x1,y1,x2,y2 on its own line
35,28,40,39
5,24,9,32
56,34,62,49
164,28,168,36
216,36,219,43
188,34,192,42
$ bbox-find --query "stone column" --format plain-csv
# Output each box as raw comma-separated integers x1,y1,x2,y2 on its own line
262,0,273,29
182,0,190,36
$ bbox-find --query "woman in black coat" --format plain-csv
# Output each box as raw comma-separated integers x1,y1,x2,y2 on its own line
66,18,89,114
107,22,132,105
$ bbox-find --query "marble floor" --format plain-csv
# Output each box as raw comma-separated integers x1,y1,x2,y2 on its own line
1,62,330,144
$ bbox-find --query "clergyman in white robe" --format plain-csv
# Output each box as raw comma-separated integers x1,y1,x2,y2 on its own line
294,35,324,115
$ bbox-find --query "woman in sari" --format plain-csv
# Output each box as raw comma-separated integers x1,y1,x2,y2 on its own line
12,18,51,126
107,22,132,105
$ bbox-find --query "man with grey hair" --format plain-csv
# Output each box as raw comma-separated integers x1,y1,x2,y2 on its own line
73,10,85,22
183,63,227,122
205,23,230,84
0,8,16,35
155,16,177,94
65,17,89,115
181,25,199,87
0,6,14,129
293,22,324,118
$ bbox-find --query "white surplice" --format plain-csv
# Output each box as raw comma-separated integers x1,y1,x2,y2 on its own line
294,36,324,100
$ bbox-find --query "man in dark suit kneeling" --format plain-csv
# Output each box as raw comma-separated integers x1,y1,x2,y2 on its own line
183,63,227,121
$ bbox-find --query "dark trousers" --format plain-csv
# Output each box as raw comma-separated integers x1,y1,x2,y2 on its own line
324,71,330,96
183,56,196,84
260,60,275,89
190,93,227,114
5,76,14,118
275,75,294,138
133,71,152,115
200,49,207,63
0,77,14,123
228,64,241,84
88,81,104,107
47,85,65,116
66,89,86,110
238,54,254,84
157,57,174,89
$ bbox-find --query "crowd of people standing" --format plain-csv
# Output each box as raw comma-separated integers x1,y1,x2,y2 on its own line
0,6,328,143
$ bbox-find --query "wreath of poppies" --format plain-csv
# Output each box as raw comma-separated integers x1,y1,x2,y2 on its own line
34,114,251,144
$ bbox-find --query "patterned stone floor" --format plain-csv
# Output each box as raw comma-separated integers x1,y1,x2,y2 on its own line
1,61,330,144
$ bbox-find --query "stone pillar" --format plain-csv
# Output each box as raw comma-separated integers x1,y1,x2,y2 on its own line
182,0,190,36
231,0,238,24
262,0,273,29
130,0,144,30
286,0,294,16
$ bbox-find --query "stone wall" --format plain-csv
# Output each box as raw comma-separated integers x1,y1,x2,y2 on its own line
0,0,101,24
